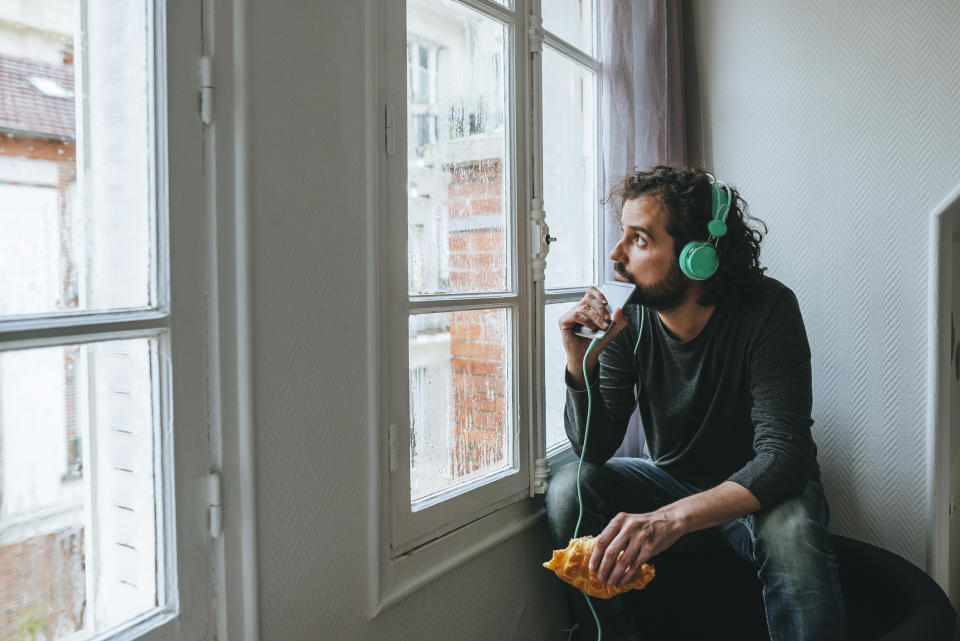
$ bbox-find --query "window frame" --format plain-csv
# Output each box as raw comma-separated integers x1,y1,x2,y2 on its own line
0,2,215,640
383,0,531,557
371,0,604,614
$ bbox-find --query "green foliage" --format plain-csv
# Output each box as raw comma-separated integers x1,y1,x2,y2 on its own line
15,605,48,641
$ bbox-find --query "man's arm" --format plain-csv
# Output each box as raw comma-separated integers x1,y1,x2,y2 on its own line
726,288,817,509
562,308,640,463
590,481,761,586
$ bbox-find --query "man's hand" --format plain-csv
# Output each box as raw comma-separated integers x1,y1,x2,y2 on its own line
589,481,763,586
558,286,629,387
588,511,684,586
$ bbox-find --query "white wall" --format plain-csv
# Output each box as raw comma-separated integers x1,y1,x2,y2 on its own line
244,2,563,639
686,0,960,567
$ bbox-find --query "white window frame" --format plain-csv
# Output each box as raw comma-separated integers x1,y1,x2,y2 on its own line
0,2,220,641
370,0,604,615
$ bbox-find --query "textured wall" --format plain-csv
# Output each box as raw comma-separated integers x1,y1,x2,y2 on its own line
687,0,960,566
245,2,563,640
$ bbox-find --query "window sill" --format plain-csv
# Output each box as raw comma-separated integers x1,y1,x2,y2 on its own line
370,494,545,618
369,446,580,618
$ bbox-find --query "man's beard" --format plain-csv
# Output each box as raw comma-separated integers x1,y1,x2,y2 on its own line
614,260,690,311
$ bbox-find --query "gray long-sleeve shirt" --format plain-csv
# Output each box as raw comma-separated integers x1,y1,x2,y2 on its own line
564,275,819,509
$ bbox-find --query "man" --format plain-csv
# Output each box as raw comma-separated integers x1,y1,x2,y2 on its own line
545,166,844,640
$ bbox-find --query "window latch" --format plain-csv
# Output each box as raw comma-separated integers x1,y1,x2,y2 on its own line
530,198,550,282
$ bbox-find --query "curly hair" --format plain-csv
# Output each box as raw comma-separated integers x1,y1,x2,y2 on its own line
605,165,768,307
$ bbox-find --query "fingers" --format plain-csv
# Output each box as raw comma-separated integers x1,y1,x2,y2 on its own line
559,289,612,333
589,513,624,580
590,512,658,586
596,530,633,585
585,286,607,308
575,304,610,332
588,515,615,571
606,307,629,334
618,560,648,586
582,287,611,330
606,532,647,586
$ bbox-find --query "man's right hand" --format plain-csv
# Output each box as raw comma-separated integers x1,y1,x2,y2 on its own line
558,286,629,388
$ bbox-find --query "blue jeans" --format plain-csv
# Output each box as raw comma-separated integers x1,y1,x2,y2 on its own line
544,458,845,641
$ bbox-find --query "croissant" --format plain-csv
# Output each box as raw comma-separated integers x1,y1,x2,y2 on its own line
543,536,655,599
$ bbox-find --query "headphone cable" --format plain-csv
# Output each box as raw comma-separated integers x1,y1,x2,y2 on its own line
572,306,645,641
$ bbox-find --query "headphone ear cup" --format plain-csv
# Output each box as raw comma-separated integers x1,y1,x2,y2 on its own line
679,242,719,280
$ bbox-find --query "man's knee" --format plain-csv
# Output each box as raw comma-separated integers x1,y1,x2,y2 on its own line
755,494,834,573
546,461,606,504
545,462,605,542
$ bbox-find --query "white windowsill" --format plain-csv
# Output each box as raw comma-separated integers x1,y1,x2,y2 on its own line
369,445,577,618
371,495,544,618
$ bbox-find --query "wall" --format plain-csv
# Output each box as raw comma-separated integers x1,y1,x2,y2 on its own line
244,2,562,640
686,0,960,566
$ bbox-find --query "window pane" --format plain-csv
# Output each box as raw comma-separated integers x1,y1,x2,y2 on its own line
0,337,163,641
409,309,512,506
544,302,572,450
0,0,155,318
543,0,594,54
407,0,510,296
542,47,596,289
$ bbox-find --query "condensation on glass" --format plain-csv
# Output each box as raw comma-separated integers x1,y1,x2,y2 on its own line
542,46,597,289
0,337,163,641
406,0,510,296
409,309,513,507
0,2,165,641
0,0,155,319
543,0,595,54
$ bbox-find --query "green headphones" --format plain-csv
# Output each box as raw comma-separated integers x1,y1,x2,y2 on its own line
678,172,732,280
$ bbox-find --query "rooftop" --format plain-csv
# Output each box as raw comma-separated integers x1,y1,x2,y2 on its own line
0,53,75,140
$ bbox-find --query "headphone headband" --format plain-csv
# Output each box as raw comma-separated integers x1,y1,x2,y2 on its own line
678,171,732,280
704,172,731,239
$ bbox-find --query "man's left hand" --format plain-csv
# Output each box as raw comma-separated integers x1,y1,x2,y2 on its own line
588,510,684,586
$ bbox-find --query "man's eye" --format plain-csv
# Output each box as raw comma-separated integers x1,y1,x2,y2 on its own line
634,236,646,246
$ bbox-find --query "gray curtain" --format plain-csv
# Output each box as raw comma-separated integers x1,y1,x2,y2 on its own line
600,0,686,459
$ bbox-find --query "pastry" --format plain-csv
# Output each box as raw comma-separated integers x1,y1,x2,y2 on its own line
543,535,655,599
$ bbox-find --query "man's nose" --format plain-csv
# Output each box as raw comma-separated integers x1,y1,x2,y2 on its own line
609,241,624,262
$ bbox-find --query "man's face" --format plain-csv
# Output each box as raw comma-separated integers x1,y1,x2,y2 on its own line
609,195,690,311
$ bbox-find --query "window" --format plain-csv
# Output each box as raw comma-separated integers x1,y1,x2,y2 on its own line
390,0,526,556
539,1,600,453
376,0,601,602
0,2,210,641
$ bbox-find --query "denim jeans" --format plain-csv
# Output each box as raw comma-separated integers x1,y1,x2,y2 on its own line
544,458,845,641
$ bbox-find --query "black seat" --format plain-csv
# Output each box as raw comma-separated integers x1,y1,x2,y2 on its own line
568,534,955,640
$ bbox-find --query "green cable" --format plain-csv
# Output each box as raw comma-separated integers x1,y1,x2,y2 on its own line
572,307,644,641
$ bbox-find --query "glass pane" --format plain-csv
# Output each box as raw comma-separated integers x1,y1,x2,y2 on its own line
407,0,510,296
542,47,597,289
409,309,512,506
0,337,164,641
0,0,155,318
544,302,572,450
543,0,594,54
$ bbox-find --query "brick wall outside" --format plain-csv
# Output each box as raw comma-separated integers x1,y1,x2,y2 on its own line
446,158,509,477
0,528,85,641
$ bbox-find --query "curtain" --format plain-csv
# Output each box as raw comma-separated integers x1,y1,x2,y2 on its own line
600,0,686,459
